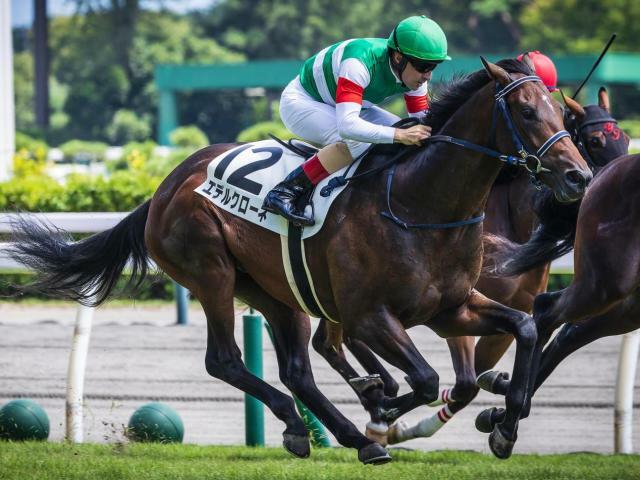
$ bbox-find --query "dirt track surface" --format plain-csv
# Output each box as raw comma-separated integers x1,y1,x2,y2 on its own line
1,303,638,454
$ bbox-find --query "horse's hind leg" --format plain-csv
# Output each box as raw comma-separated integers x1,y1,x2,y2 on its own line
345,308,441,424
150,218,309,457
311,319,362,390
344,335,400,398
195,277,311,458
312,319,399,398
239,278,390,465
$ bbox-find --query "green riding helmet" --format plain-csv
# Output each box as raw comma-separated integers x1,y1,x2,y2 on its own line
388,15,451,62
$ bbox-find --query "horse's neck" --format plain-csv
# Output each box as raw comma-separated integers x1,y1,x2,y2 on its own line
395,85,503,222
485,173,539,243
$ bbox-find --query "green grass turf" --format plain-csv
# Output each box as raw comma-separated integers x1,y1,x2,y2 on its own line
0,442,638,480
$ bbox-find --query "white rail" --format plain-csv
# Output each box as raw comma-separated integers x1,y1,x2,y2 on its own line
614,330,640,453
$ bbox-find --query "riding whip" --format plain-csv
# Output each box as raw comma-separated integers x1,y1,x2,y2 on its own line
572,33,617,99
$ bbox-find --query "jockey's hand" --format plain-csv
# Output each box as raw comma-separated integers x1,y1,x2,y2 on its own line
394,125,432,146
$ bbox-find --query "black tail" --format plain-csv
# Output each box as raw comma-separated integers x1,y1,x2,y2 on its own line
7,201,151,306
483,188,580,277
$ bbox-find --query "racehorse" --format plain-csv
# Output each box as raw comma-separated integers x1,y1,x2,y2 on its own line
469,98,638,433
7,58,590,463
313,87,627,444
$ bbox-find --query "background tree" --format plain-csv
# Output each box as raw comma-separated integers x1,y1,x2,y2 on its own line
11,0,640,144
38,3,244,144
520,0,640,53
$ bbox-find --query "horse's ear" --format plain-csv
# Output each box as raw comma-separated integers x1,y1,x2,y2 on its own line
480,56,511,87
520,52,536,74
598,87,610,112
560,89,585,121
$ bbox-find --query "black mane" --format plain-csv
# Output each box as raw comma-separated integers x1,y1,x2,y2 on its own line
368,59,534,162
429,58,534,134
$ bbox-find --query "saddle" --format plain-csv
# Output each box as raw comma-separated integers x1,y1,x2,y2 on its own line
269,135,319,160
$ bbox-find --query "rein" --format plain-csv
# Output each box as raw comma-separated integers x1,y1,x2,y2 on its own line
321,75,571,230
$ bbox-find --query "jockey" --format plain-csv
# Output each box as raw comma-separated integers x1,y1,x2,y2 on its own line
517,50,558,92
262,15,451,226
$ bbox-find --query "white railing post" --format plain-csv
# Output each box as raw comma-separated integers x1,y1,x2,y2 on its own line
0,0,15,181
65,303,94,443
614,330,640,453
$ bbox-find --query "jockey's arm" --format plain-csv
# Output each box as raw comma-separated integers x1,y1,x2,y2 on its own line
335,59,396,144
404,82,430,119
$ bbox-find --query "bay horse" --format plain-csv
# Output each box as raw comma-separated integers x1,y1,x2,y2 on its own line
469,104,638,434
7,59,590,463
313,87,627,444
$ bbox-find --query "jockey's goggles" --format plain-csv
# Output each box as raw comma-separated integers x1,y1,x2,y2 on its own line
406,56,441,73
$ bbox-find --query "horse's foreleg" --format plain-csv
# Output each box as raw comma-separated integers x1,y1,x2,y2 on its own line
312,319,399,398
434,290,536,459
476,291,564,399
535,302,640,393
388,336,476,444
239,280,390,465
521,279,630,416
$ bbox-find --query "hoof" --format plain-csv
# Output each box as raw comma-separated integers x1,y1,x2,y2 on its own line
365,421,388,447
349,374,384,395
489,425,516,459
477,370,509,394
283,433,310,459
475,407,501,433
358,442,392,465
387,420,409,445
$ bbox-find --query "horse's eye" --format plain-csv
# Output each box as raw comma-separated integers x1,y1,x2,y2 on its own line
590,136,602,147
521,108,535,120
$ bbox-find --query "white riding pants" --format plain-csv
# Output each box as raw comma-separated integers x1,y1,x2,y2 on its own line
279,76,400,159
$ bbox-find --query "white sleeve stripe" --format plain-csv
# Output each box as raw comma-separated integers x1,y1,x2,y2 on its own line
339,58,371,88
312,47,335,106
331,40,352,82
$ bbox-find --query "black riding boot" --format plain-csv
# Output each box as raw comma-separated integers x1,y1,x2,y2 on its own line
262,166,315,226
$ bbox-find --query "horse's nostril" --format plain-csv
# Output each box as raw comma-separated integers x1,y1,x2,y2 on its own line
565,170,592,189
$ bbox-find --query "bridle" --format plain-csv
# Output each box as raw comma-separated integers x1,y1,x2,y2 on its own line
566,109,620,169
488,75,571,180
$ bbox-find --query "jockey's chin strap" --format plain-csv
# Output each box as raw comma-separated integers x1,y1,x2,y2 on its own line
321,74,571,230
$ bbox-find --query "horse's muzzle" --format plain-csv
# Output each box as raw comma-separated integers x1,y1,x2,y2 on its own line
558,168,592,202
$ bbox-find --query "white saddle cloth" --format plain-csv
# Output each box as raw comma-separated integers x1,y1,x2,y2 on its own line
194,140,360,238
